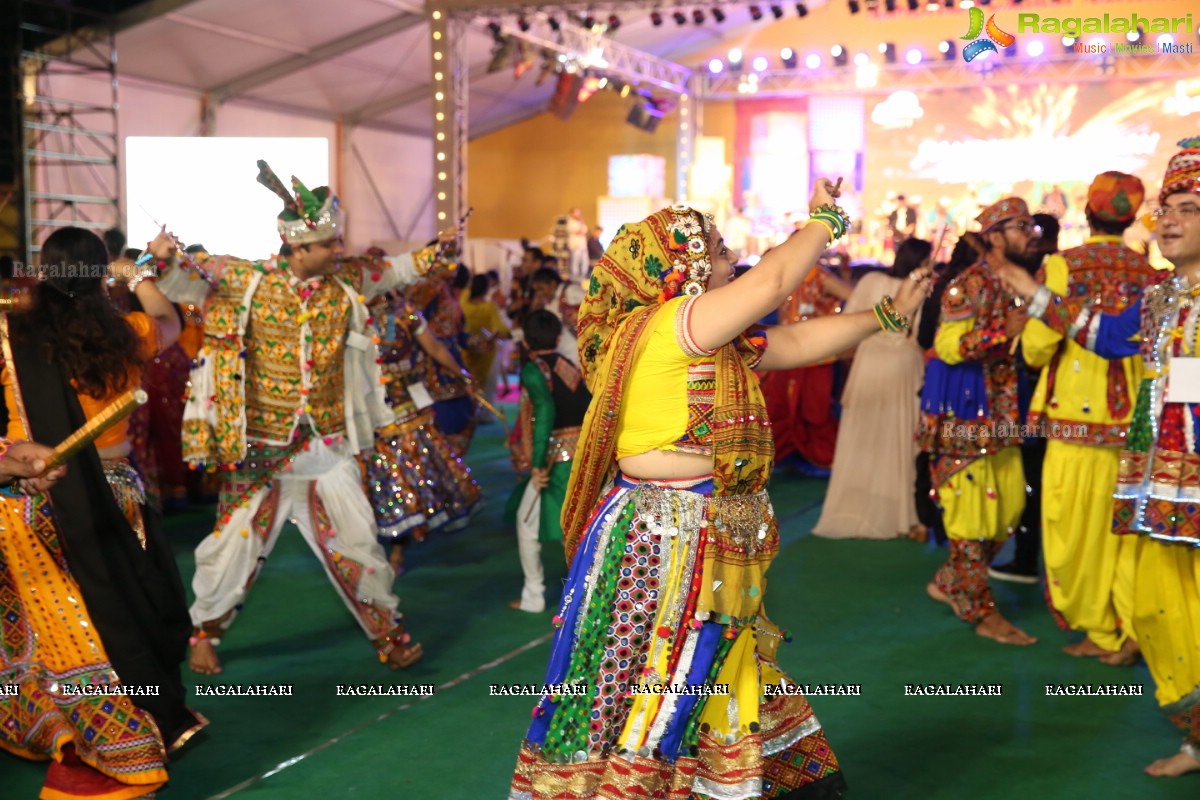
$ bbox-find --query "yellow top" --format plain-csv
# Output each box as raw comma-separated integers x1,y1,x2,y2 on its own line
1022,235,1148,445
616,296,716,459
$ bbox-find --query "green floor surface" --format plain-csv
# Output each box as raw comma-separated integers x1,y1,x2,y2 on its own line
5,417,1196,799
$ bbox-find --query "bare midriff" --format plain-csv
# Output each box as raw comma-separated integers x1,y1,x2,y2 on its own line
98,441,132,460
617,449,712,481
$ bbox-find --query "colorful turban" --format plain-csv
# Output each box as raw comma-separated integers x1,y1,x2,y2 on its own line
1160,136,1200,204
975,197,1031,233
256,160,343,245
1086,171,1144,223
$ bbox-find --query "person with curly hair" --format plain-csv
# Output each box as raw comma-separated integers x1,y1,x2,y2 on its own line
0,225,205,800
509,180,931,800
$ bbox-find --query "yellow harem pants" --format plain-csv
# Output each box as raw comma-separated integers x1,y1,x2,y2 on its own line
1042,440,1136,651
1132,536,1200,746
934,447,1025,623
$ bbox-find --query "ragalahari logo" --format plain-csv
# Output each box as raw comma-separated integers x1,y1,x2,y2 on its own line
960,7,1015,62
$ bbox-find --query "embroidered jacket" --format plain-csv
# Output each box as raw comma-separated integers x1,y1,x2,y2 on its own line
918,261,1021,485
1022,236,1158,447
171,250,445,466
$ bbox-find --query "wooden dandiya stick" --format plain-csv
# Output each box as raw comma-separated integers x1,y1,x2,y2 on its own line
41,388,148,472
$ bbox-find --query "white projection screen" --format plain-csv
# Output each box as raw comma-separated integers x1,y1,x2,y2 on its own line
126,137,329,261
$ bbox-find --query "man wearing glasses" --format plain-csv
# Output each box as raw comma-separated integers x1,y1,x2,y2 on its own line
919,197,1040,646
1018,172,1158,669
1001,138,1200,778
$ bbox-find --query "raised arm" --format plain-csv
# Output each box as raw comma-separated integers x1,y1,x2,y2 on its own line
363,228,459,301
999,262,1141,361
689,180,842,352
756,268,932,370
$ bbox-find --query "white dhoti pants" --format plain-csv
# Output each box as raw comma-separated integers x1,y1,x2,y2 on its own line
190,438,400,646
515,482,545,613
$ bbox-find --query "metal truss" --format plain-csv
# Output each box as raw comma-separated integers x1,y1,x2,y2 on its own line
10,0,121,263
431,9,471,235
701,51,1199,98
495,21,692,94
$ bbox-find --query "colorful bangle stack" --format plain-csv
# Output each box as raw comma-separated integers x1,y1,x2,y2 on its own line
873,295,911,332
807,202,851,247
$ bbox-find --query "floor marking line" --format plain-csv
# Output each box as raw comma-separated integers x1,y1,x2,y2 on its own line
206,631,553,799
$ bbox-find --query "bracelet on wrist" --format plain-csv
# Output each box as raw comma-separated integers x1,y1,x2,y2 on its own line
873,295,911,333
804,218,837,248
809,203,851,240
127,269,158,293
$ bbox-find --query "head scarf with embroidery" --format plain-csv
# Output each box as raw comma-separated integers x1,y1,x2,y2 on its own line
562,206,773,562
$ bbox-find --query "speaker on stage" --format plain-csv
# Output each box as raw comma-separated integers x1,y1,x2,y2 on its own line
548,72,584,120
626,99,664,133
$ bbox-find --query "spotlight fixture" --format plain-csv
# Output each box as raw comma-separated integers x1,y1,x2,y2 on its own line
795,3,808,16
831,44,848,66
1061,35,1076,53
853,51,869,67
1025,39,1044,57
805,52,821,68
907,0,919,9
848,0,860,13
517,15,530,32
885,0,896,11
651,11,663,26
607,14,621,30
712,7,726,23
770,4,784,19
708,58,725,74
1126,24,1143,44
781,47,798,68
582,14,595,27
727,47,744,71
752,55,769,71
1156,33,1175,50
749,4,763,21
878,42,896,63
905,48,922,65
548,16,561,31
692,8,705,24
938,39,956,60
673,10,687,25
487,20,502,37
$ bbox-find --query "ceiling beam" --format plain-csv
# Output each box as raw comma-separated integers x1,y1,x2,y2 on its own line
115,0,205,32
346,61,494,123
209,14,426,99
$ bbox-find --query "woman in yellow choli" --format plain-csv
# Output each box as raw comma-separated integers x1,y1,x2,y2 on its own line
510,186,932,800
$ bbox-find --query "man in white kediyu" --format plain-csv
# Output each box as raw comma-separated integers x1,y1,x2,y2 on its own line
162,162,456,675
566,207,590,280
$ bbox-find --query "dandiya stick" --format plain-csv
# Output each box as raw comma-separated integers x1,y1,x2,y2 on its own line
41,388,148,472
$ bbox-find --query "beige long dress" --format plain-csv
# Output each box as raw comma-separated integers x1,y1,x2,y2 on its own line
812,271,925,539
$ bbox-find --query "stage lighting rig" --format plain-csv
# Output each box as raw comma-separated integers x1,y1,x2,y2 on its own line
878,42,896,63
548,16,561,31
885,0,896,11
693,8,705,24
795,3,808,16
582,13,596,28
907,0,919,9
651,11,663,26
727,48,744,71
848,0,860,13
1127,25,1144,45
770,4,784,19
487,20,502,38
608,14,621,30
713,7,726,23
1061,36,1076,53
517,16,530,32
937,40,955,60
749,5,763,21
781,47,797,68
673,10,687,25
831,44,848,66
